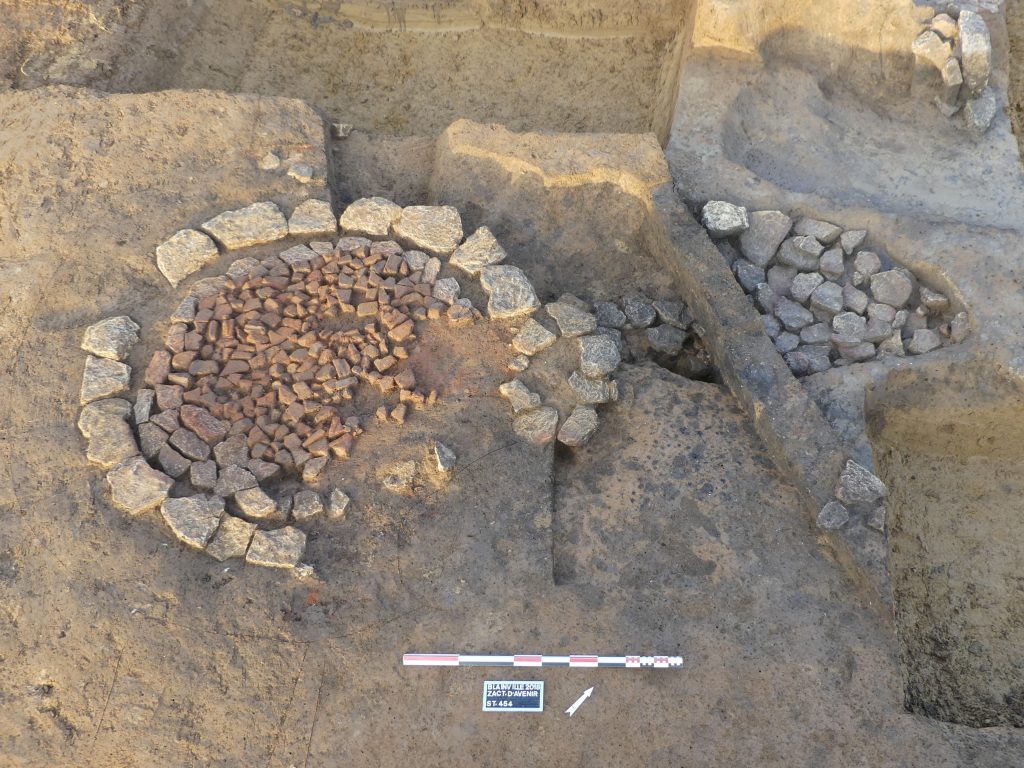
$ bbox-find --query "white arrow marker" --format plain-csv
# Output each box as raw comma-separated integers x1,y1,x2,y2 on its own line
565,686,594,717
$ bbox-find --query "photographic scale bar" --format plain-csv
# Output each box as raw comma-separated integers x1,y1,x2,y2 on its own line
403,654,683,669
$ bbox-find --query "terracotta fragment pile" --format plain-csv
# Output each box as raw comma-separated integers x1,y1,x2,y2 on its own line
141,236,447,479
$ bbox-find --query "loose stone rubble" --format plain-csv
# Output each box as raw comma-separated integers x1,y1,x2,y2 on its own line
700,202,967,376
160,495,225,549
912,8,996,131
156,229,221,287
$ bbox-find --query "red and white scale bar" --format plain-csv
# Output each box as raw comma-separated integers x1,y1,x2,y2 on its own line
403,653,683,669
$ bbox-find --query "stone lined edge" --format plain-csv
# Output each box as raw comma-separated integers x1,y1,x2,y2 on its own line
642,183,889,610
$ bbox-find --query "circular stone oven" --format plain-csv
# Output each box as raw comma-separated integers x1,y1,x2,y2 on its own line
78,196,668,571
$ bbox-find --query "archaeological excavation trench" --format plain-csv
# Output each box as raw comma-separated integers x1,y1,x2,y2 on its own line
7,1,1024,764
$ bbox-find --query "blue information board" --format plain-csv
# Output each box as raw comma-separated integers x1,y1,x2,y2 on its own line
482,680,544,713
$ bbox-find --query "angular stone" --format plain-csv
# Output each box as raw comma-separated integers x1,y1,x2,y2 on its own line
205,515,256,561
156,229,220,287
433,441,457,474
81,355,130,404
201,202,288,250
288,198,336,238
78,399,139,468
733,260,765,293
762,315,782,339
793,218,842,245
339,196,402,238
809,281,844,316
508,354,530,373
449,226,506,275
302,456,328,483
169,296,198,325
138,422,169,459
258,152,281,170
106,456,173,515
511,319,556,356
774,297,814,332
652,301,690,329
246,527,306,569
328,488,351,519
188,276,227,299
835,459,886,508
190,460,217,492
81,316,140,362
228,255,263,278
557,406,599,447
817,501,850,530
292,490,324,521
499,379,542,414
214,464,257,497
959,10,992,96
938,57,963,111
546,302,597,337
647,325,686,356
842,284,869,315
593,301,627,329
776,237,820,271
832,311,867,339
169,428,210,461
248,459,279,483
287,163,315,183
867,303,897,324
864,319,897,342
911,30,952,72
907,328,942,355
784,345,832,376
701,200,748,238
479,265,539,319
213,437,251,469
279,244,316,267
161,495,224,549
157,443,192,478
432,277,461,305
568,371,617,404
767,265,798,296
133,389,155,425
393,205,463,255
594,326,624,352
738,210,791,266
754,283,777,314
774,333,799,354
834,339,876,362
878,332,906,358
840,230,867,255
789,272,823,303
965,88,997,134
818,248,845,281
381,460,417,495
404,250,430,271
870,270,913,308
919,287,950,313
423,257,442,284
622,296,657,328
799,323,830,345
867,505,887,533
513,406,559,445
578,334,621,378
234,486,278,520
180,405,227,444
931,13,957,40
